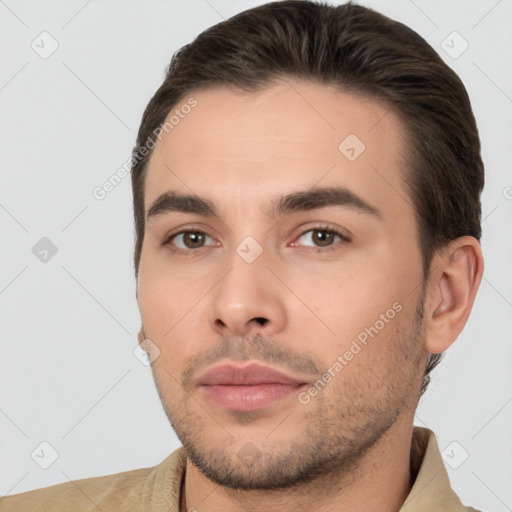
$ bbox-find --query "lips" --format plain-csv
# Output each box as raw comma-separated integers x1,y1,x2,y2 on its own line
198,363,307,411
199,363,305,386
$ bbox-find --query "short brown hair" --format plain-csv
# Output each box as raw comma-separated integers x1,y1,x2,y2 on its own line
130,1,484,396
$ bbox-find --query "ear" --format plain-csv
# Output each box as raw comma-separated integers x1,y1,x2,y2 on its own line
423,236,484,354
137,327,146,345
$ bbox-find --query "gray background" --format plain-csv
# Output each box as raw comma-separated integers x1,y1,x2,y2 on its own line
1,0,511,510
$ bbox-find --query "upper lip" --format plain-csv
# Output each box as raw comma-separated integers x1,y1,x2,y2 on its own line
198,362,306,386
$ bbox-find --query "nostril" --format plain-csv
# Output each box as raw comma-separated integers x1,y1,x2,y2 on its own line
214,317,268,330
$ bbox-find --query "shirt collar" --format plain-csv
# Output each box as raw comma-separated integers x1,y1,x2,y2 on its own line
400,426,471,511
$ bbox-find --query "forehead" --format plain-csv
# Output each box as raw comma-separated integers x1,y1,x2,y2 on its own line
144,80,410,221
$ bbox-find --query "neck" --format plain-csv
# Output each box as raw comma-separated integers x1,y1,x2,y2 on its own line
181,417,416,512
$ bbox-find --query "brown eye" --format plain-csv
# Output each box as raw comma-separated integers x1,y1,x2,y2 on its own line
167,231,214,250
312,230,336,246
182,232,206,248
296,228,345,248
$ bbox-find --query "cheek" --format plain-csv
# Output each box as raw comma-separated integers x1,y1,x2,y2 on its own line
290,258,404,328
137,267,213,372
282,253,416,368
137,258,205,331
314,304,417,403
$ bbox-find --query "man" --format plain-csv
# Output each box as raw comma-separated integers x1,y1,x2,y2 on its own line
1,1,485,510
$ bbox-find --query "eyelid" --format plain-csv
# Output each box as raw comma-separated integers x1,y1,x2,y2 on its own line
161,224,218,246
171,231,217,250
289,223,352,246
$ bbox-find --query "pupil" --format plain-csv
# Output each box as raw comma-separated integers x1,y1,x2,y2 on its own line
185,232,204,248
315,230,333,246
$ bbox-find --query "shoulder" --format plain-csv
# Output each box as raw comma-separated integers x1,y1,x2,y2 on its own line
0,448,185,512
0,466,153,512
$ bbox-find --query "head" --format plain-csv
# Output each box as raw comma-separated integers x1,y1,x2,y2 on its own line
132,1,483,491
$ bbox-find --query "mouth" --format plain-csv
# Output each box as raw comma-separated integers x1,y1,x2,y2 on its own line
197,362,308,411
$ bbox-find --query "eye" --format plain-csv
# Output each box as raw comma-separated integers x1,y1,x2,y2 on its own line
164,230,216,250
293,227,349,251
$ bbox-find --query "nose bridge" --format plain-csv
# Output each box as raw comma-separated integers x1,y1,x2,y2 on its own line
209,233,286,336
218,234,270,311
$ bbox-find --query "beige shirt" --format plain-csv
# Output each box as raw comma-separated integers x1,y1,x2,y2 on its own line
0,427,480,511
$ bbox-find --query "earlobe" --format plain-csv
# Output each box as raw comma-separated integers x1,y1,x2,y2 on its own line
423,236,484,354
138,327,146,345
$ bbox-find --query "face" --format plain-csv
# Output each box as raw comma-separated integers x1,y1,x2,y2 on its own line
136,81,428,490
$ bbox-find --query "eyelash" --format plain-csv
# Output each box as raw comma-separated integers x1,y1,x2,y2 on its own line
291,224,350,253
161,225,350,256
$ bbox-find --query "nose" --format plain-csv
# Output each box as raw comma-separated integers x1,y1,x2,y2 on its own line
208,244,287,338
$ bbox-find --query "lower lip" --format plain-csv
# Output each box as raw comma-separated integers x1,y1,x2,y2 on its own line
200,383,302,411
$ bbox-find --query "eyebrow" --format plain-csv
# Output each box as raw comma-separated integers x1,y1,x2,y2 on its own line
147,192,216,220
271,186,381,218
146,186,381,222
